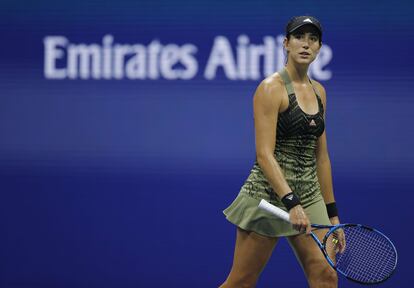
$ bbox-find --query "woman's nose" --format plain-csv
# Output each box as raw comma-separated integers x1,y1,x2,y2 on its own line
302,36,313,47
302,37,311,48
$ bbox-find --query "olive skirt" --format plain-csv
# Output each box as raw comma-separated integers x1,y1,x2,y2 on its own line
223,193,331,237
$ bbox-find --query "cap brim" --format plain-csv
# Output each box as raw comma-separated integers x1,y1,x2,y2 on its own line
289,23,322,35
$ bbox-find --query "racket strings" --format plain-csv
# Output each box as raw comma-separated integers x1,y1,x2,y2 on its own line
326,226,397,283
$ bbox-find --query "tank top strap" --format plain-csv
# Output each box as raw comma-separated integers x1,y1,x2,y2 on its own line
278,68,295,95
308,78,320,97
308,78,325,114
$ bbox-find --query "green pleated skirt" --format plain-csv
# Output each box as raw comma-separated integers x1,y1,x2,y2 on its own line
223,193,331,237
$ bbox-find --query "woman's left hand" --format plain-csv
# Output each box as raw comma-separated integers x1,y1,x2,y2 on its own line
330,216,346,253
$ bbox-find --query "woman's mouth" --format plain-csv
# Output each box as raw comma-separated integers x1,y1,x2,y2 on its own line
299,52,310,57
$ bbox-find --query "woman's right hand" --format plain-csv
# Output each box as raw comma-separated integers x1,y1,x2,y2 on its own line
289,205,311,234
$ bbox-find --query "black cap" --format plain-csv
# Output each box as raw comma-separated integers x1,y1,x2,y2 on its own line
285,16,322,38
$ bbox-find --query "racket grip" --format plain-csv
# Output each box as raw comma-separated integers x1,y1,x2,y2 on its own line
258,199,290,222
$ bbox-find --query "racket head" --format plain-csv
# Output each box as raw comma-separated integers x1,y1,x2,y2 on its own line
322,224,398,285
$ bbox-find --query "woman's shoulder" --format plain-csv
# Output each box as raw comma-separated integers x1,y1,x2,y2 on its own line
261,71,285,88
255,72,286,99
309,79,326,97
309,78,327,106
253,73,287,111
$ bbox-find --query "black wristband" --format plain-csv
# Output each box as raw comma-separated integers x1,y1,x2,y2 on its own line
326,202,338,218
281,192,301,211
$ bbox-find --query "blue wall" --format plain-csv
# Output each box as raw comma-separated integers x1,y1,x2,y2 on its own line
1,0,413,287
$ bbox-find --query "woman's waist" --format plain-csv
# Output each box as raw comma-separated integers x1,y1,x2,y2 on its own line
273,153,317,170
247,163,319,186
275,138,318,157
240,176,321,204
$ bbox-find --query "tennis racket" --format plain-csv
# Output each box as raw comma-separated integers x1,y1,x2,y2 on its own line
258,199,398,285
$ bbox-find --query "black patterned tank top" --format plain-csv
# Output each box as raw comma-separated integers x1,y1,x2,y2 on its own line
239,68,325,207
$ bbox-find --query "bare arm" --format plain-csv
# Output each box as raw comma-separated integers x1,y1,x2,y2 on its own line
254,76,310,233
314,82,345,250
314,81,338,220
254,78,291,198
316,131,336,204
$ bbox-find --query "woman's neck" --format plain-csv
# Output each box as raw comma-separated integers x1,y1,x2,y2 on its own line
285,63,309,83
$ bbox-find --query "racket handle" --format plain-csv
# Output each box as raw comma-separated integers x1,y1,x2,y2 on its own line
258,199,290,222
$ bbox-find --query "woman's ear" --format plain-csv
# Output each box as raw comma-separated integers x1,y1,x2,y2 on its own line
283,37,289,52
316,41,322,53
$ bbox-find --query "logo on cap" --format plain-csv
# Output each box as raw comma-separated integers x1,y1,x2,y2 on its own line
303,18,313,23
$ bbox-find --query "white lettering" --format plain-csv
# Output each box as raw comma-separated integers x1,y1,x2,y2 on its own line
180,44,198,79
237,35,249,80
148,40,161,79
249,44,265,80
42,34,333,81
275,35,285,72
263,36,276,77
67,44,101,79
160,44,181,80
309,45,332,80
113,44,130,79
125,45,146,79
43,36,68,79
204,36,237,80
102,35,113,79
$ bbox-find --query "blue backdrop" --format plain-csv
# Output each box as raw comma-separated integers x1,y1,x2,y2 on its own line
1,0,413,287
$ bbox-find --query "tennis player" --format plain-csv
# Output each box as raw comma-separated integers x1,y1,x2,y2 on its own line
220,16,342,288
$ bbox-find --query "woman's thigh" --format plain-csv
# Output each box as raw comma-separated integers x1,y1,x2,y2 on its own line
223,227,279,287
287,230,337,287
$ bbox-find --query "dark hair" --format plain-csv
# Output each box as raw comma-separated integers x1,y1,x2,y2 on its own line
286,31,322,46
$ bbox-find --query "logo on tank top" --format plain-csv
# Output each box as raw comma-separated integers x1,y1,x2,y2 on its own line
309,119,316,126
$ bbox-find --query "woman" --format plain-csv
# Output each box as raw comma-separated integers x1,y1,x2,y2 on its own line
220,16,343,288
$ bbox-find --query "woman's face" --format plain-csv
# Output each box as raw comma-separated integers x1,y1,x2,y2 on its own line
284,25,322,65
